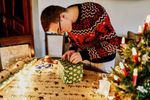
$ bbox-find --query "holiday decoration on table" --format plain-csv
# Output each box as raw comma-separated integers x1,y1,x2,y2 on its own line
34,56,58,73
94,73,112,99
58,60,84,84
111,15,150,99
34,62,52,73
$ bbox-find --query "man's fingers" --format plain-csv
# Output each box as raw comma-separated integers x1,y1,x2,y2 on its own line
71,58,79,64
69,53,77,62
62,50,75,61
70,53,81,64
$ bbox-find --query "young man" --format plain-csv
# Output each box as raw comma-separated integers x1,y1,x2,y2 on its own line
41,2,121,73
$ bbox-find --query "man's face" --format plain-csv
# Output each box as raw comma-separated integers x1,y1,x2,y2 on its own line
58,16,72,35
49,13,72,35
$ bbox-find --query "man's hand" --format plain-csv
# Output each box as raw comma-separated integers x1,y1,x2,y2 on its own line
69,52,82,64
62,50,75,61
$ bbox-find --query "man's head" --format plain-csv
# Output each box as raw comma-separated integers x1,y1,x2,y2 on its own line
41,5,65,33
41,5,73,34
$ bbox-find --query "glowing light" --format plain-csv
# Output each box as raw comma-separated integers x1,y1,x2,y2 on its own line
146,15,150,23
121,37,125,44
138,25,143,34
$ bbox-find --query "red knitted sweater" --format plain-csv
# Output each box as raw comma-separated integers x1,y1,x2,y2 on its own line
68,2,121,63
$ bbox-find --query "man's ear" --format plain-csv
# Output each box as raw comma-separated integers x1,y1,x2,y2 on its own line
60,12,66,20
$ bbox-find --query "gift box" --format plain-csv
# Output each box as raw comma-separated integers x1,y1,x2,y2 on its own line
58,60,83,84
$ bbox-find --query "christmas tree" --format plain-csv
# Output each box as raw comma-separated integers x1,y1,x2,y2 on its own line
111,15,150,100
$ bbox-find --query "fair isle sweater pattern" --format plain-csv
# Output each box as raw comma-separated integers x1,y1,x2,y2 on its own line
68,2,120,63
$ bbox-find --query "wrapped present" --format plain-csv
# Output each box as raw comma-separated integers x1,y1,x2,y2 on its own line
58,60,83,84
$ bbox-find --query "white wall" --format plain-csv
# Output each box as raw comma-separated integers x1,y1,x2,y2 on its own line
98,0,150,36
32,0,41,57
32,0,150,57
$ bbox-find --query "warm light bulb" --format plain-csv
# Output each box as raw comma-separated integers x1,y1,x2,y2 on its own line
119,62,128,76
133,68,138,75
119,62,124,69
121,37,125,44
138,25,143,34
132,68,138,86
132,47,137,56
132,47,138,64
146,15,150,23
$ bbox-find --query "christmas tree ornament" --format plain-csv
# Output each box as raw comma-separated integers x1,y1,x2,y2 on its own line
141,52,149,64
124,63,130,69
143,22,148,33
121,37,125,44
138,65,143,72
138,25,143,34
143,15,150,32
137,86,148,93
146,15,150,27
120,37,129,50
113,75,121,83
119,62,128,77
114,66,124,74
137,25,143,42
146,15,150,22
137,39,145,48
132,68,138,87
132,47,138,64
143,77,150,91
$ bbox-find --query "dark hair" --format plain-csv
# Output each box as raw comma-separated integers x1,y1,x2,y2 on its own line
40,5,66,32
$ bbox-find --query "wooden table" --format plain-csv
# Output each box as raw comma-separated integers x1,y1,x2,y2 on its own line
0,59,113,100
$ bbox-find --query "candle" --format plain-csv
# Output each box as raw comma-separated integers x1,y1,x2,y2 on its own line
119,62,128,77
146,15,150,23
143,15,150,32
132,68,138,86
143,23,148,33
138,26,143,34
146,15,150,30
121,37,125,44
113,75,120,83
132,47,138,64
120,37,128,49
137,26,143,42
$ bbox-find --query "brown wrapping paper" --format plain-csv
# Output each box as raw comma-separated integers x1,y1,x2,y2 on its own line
6,61,25,74
0,70,11,83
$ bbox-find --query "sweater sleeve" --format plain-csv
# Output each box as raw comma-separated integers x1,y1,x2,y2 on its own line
80,16,121,63
69,2,121,62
